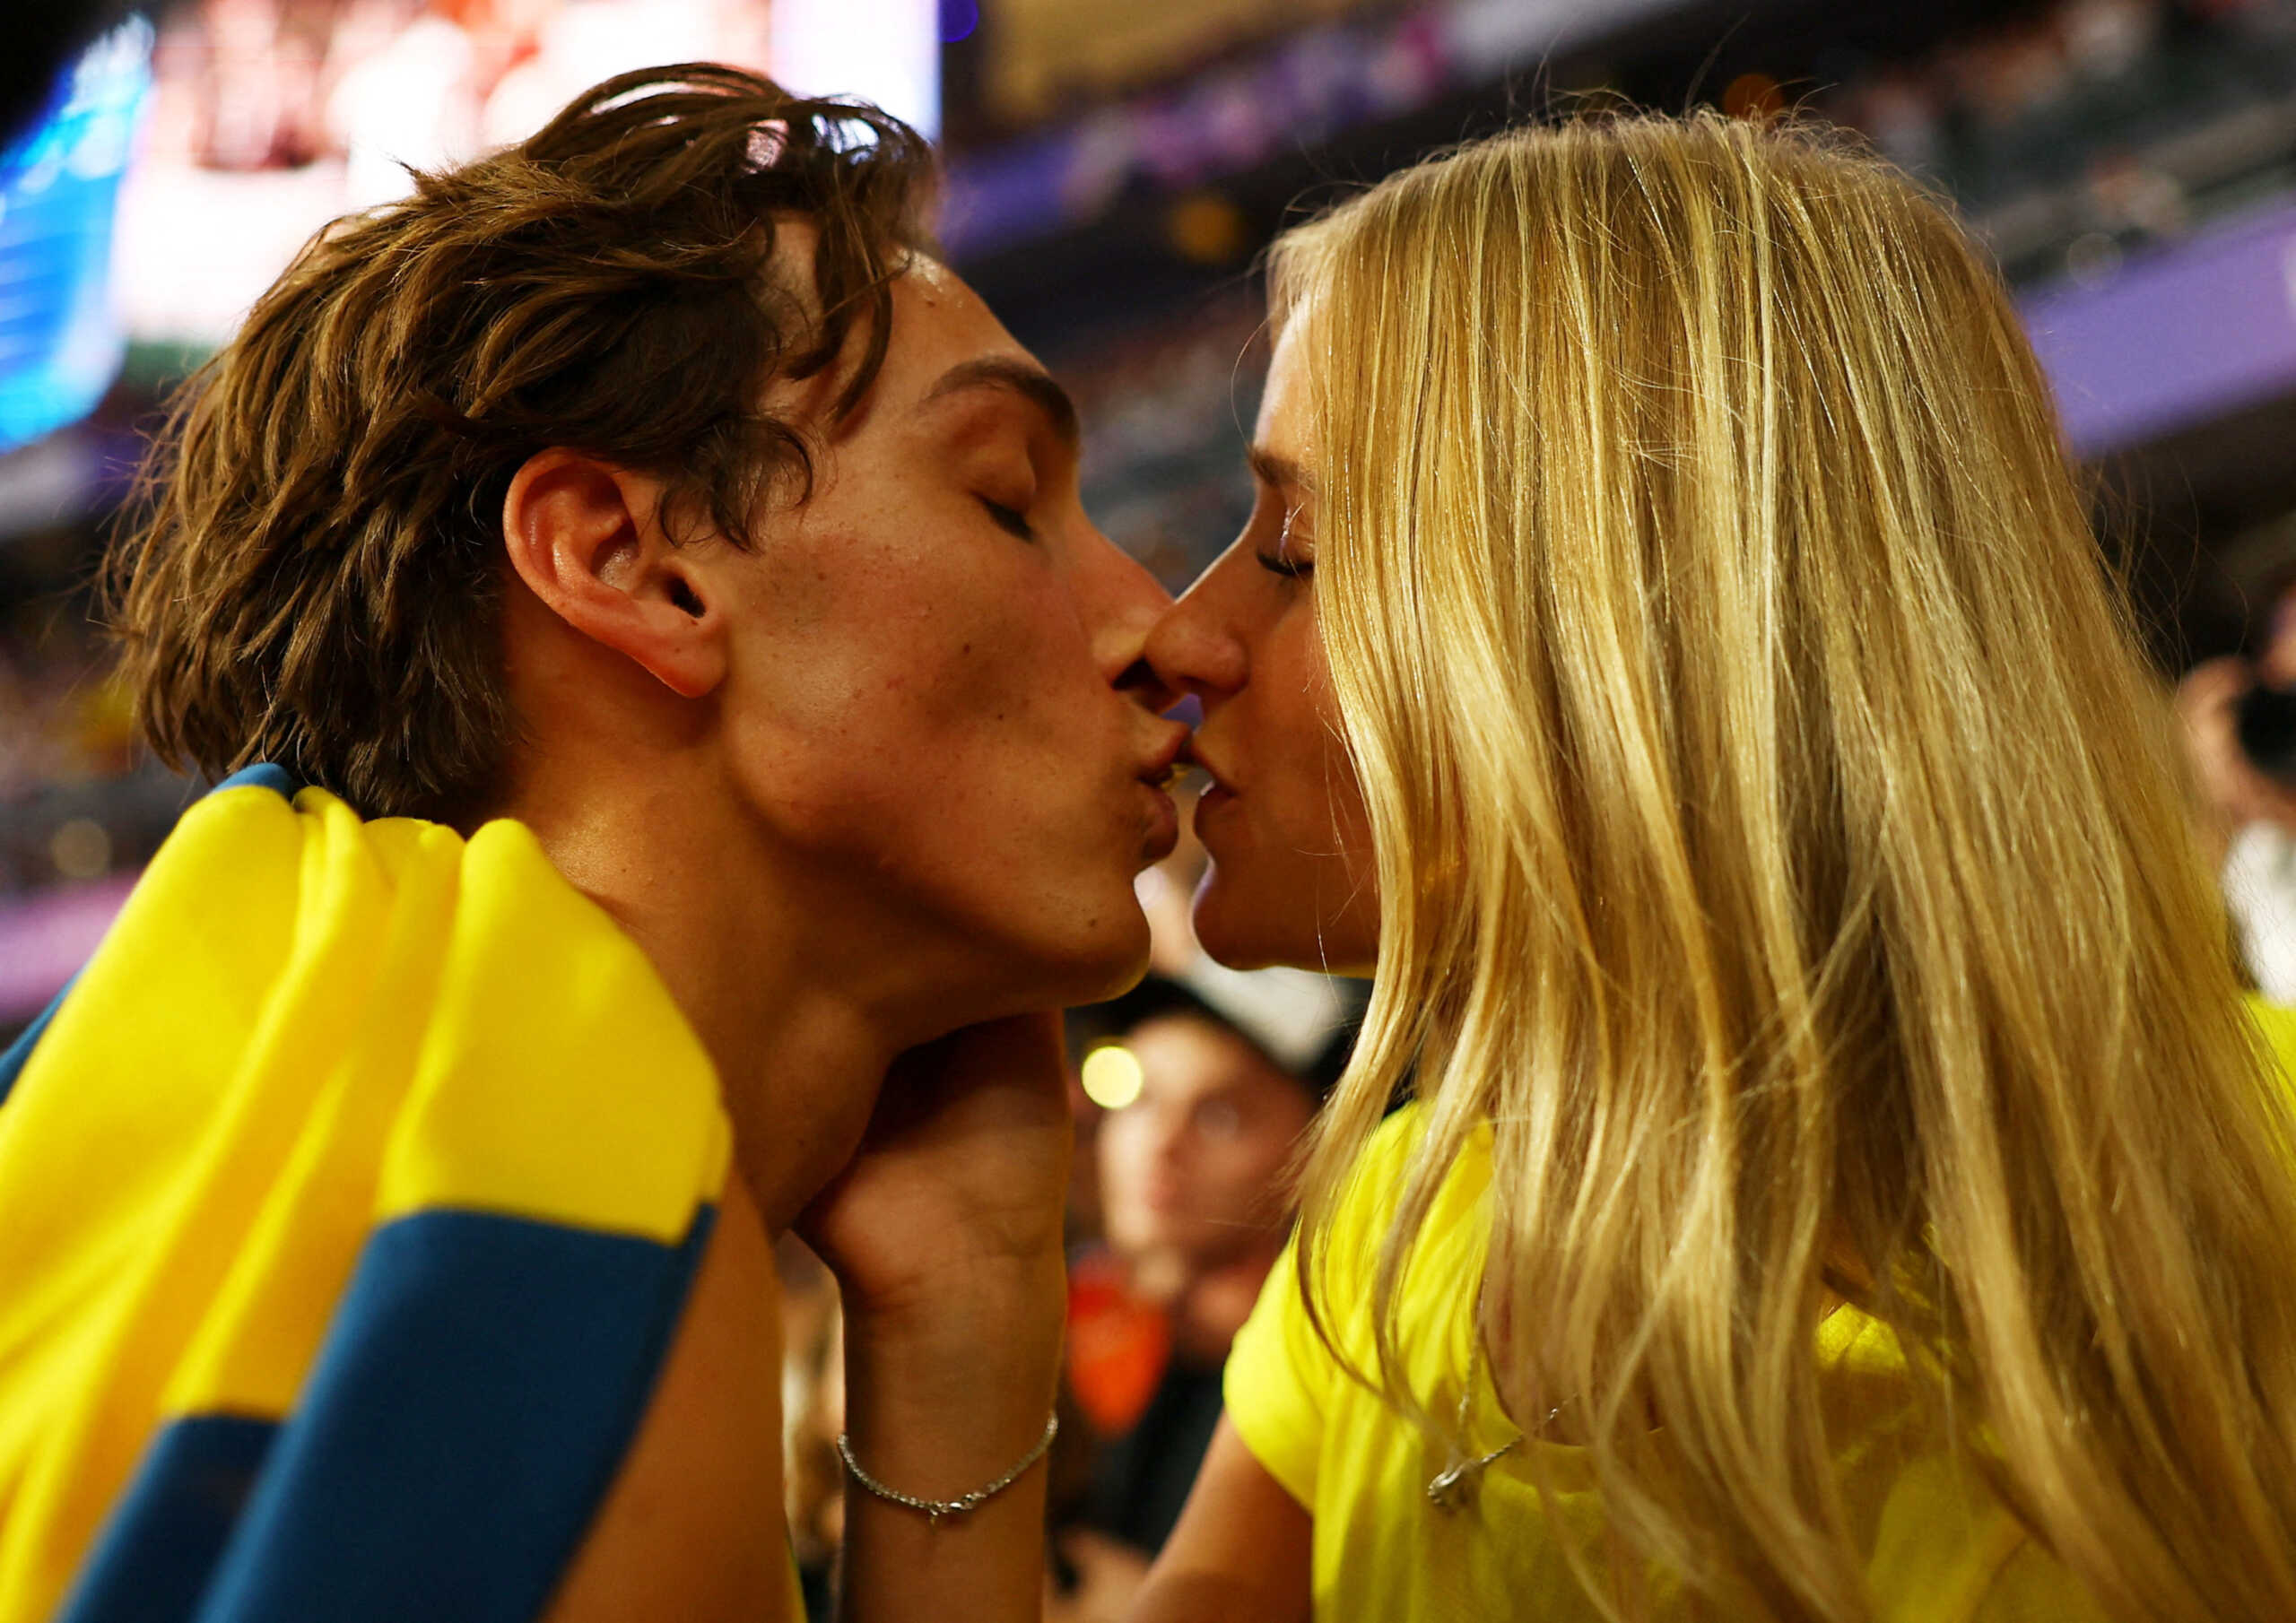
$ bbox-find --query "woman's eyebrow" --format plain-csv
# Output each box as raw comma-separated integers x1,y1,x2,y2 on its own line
918,357,1080,449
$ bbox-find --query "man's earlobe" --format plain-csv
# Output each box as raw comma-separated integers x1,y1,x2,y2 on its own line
502,449,728,699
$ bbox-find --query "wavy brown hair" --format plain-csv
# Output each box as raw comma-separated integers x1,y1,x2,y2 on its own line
102,64,936,824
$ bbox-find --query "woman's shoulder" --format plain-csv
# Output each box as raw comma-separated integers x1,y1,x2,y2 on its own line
1863,1448,2107,1623
1312,1101,1493,1302
1813,1313,2106,1623
1328,1101,1493,1215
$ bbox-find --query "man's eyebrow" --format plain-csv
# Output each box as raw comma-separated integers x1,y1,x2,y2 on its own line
1248,447,1316,497
919,357,1080,449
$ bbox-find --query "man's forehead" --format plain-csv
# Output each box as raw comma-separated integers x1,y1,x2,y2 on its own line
883,254,1013,367
804,256,1075,445
883,267,1056,399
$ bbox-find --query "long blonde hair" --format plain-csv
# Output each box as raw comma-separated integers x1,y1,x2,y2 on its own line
1280,112,2296,1620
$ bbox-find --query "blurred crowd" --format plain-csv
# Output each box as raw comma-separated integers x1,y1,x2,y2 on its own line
1064,292,1267,594
1813,0,2296,282
0,605,183,899
8,0,2296,937
110,0,2296,301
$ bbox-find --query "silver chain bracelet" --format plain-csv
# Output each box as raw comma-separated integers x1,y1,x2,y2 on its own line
836,1413,1059,1527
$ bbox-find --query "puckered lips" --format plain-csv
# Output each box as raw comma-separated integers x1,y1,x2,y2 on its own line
1135,722,1192,862
1178,735,1239,829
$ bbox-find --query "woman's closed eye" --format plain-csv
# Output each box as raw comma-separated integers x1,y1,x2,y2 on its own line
1256,510,1315,578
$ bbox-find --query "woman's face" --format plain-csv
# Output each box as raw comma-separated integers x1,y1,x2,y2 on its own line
1144,322,1378,975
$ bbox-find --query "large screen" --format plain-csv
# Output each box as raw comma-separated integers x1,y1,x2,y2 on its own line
0,21,151,453
112,0,934,350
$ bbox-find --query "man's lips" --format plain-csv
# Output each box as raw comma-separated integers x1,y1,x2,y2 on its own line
1138,719,1191,790
1140,777,1179,860
1135,720,1190,862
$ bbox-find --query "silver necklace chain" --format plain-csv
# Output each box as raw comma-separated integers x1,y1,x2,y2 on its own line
1425,1381,1559,1510
1425,1436,1522,1507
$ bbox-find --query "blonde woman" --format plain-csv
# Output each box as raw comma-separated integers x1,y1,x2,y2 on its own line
1128,113,2296,1622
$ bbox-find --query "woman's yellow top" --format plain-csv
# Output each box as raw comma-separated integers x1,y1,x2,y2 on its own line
1225,1101,2137,1622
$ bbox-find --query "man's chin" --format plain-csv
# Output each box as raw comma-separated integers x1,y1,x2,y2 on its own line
971,908,1152,1017
1051,921,1154,1009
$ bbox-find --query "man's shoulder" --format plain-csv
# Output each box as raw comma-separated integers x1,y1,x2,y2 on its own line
0,766,740,1623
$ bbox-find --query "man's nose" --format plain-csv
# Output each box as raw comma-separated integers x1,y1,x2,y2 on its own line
1083,529,1183,710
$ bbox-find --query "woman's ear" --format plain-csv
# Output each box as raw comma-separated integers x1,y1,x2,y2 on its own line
500,448,727,699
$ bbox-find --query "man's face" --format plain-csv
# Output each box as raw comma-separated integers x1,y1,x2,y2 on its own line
1096,1013,1315,1271
707,258,1185,1009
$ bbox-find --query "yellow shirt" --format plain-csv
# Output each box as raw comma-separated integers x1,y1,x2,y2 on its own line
1224,1105,2109,1622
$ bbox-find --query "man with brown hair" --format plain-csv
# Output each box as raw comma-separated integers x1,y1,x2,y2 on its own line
0,65,1178,1623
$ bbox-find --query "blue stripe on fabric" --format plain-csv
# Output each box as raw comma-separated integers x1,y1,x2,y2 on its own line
57,1416,278,1623
208,765,298,800
189,1203,714,1623
0,969,75,1108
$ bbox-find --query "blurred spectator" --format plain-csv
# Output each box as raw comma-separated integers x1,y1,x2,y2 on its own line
1050,972,1351,1615
2178,572,2296,1001
776,1235,846,1622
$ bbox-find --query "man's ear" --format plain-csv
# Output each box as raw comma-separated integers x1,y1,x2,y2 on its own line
501,448,726,699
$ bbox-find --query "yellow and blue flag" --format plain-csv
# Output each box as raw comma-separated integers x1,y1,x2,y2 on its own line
0,767,731,1622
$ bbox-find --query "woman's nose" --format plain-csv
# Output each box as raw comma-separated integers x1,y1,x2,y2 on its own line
1144,569,1248,700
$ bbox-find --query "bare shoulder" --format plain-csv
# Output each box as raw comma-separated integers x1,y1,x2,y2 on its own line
544,1176,794,1623
1126,1417,1312,1623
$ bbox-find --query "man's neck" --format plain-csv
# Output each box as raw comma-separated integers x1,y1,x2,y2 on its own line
501,768,935,1237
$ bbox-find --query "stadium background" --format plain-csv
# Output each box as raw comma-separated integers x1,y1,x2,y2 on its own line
5,0,2296,1034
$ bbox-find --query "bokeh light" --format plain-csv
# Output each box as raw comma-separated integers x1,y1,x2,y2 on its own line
1080,1042,1145,1111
